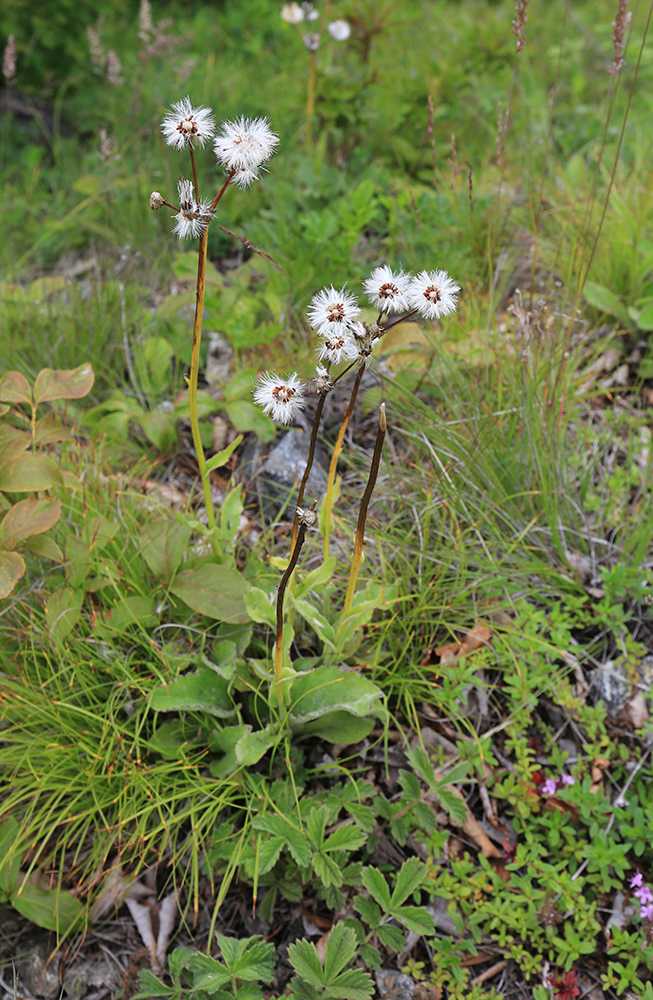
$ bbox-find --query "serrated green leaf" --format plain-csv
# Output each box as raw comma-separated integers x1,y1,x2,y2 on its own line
390,857,428,908
353,895,382,928
437,786,469,826
361,867,391,912
256,835,285,875
376,923,406,951
217,935,275,981
323,824,366,855
288,938,325,988
346,803,375,832
359,943,382,970
306,805,329,847
323,922,357,982
131,969,174,999
394,905,436,935
405,746,435,789
168,947,192,988
324,968,375,1000
312,852,343,888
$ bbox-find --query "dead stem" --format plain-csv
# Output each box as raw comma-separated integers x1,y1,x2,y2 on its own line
323,362,366,561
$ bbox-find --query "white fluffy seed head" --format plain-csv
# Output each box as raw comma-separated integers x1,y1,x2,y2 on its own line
363,265,412,314
161,96,216,151
252,371,305,424
171,177,214,240
328,20,351,41
281,2,305,23
407,269,460,320
307,285,361,339
214,116,280,175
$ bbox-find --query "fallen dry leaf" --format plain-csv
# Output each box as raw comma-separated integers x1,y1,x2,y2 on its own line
442,786,502,858
590,757,610,795
432,623,493,665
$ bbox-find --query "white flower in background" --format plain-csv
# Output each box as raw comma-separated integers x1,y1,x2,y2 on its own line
171,177,214,239
328,20,351,41
161,96,216,151
407,269,460,319
214,116,280,174
253,372,305,424
364,265,411,314
303,2,319,21
303,32,320,51
281,2,305,23
316,333,356,365
106,49,123,86
307,285,361,338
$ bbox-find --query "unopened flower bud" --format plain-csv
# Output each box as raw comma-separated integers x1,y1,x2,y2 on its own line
150,191,165,210
296,506,317,528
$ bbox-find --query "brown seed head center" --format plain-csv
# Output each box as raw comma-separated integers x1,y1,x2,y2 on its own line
327,303,345,323
424,284,441,303
379,282,399,299
177,116,199,136
273,385,295,404
325,336,346,351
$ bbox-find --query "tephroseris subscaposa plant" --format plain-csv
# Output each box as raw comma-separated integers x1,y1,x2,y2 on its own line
252,266,460,712
150,97,279,529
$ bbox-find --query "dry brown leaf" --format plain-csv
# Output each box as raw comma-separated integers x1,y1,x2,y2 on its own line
443,786,502,858
315,930,330,965
590,757,610,795
434,623,492,664
624,692,649,728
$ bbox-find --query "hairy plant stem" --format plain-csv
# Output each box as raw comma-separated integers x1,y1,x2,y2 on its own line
290,392,327,556
275,520,308,712
306,50,316,147
342,403,386,618
323,362,366,562
189,227,215,528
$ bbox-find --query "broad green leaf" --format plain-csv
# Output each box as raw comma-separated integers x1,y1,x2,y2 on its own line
0,453,63,492
205,434,244,474
289,596,336,651
583,281,629,325
170,563,249,623
299,711,375,744
33,363,94,404
46,585,84,648
217,936,274,982
323,922,358,982
235,729,275,767
141,411,177,452
0,371,31,405
95,596,157,634
323,824,366,855
633,302,653,330
225,399,276,441
0,424,30,457
354,896,382,928
361,867,391,912
224,369,256,401
0,549,26,598
174,389,220,419
287,938,325,988
390,857,428,908
256,835,285,875
11,883,84,934
139,519,191,581
245,585,276,626
312,851,343,888
142,336,174,388
437,786,469,826
150,668,236,718
0,497,61,549
131,969,175,999
394,905,435,935
85,515,119,548
34,415,75,445
290,667,384,723
168,947,192,988
220,486,244,540
375,923,406,952
65,536,91,588
295,556,336,599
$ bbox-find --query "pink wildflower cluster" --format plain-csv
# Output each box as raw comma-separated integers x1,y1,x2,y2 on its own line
630,872,653,920
541,772,575,797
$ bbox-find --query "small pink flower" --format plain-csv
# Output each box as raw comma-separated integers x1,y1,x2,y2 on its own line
636,886,653,905
630,872,644,889
560,773,575,786
641,903,653,920
542,778,557,796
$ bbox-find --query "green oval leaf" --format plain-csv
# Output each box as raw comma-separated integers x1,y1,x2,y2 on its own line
150,668,236,718
0,453,64,493
0,371,31,405
0,549,26,598
0,498,61,549
11,883,84,934
290,667,385,723
33,363,95,404
170,563,249,623
140,519,191,582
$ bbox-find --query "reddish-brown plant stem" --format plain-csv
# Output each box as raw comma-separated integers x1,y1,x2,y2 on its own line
323,363,366,561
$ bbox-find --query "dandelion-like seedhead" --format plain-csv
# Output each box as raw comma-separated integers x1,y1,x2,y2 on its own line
303,32,320,52
296,506,317,527
307,286,361,338
171,177,214,240
314,365,333,393
303,2,319,21
316,333,356,366
407,269,460,320
253,372,305,424
281,2,305,23
150,191,164,210
214,117,280,175
328,20,351,41
364,265,411,314
161,96,216,151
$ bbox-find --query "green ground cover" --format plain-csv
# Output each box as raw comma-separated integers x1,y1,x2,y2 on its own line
2,1,653,997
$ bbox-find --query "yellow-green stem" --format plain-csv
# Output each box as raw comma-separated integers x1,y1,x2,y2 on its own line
189,228,215,529
342,404,386,618
275,521,308,716
323,363,365,562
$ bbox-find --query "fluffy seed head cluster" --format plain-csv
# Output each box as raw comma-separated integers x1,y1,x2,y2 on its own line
303,32,320,51
328,20,351,41
308,286,361,338
253,372,305,424
161,96,216,150
364,266,411,314
172,177,214,239
407,270,460,320
609,0,631,76
281,2,304,23
213,116,280,187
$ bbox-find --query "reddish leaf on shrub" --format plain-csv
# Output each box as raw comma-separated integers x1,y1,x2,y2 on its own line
0,371,31,405
33,363,94,404
0,549,26,598
0,498,61,549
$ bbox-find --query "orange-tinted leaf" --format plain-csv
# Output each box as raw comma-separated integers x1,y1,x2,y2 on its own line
434,623,493,664
0,371,31,405
0,453,64,493
0,425,30,458
35,415,75,445
0,498,61,549
24,535,64,562
33,363,94,404
0,549,26,598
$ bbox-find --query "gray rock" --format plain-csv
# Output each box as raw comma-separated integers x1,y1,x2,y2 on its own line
375,970,415,1000
241,430,327,519
591,655,653,718
13,936,61,999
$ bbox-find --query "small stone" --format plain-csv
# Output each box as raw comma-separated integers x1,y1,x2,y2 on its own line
375,969,415,1000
